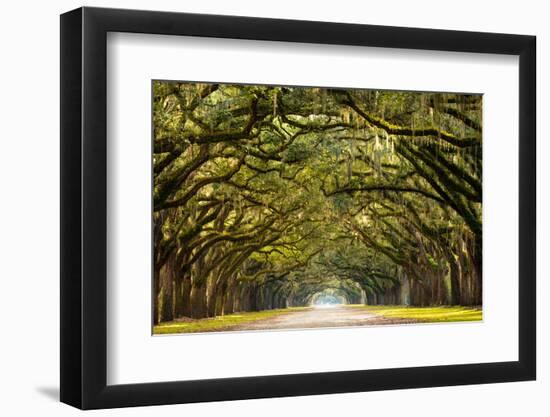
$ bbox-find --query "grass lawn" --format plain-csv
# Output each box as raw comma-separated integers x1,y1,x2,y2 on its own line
154,307,308,334
353,305,482,323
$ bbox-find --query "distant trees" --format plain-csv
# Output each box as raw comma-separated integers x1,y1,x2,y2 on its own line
153,82,482,324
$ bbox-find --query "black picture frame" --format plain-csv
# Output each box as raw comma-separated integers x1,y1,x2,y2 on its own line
60,6,536,410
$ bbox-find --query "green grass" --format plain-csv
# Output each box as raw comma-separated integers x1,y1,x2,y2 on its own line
154,305,482,334
154,307,308,334
352,305,482,323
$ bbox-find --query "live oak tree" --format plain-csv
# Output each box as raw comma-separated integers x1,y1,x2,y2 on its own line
152,81,482,323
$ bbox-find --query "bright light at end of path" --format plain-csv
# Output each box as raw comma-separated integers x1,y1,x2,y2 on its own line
313,304,340,309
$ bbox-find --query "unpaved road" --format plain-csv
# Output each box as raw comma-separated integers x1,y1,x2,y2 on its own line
230,306,418,331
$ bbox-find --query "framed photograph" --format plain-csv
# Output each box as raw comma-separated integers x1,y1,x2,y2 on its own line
60,6,536,409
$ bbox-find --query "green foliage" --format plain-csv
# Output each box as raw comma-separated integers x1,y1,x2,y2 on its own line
153,81,483,323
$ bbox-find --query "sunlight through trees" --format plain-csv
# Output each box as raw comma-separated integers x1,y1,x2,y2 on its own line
153,82,482,324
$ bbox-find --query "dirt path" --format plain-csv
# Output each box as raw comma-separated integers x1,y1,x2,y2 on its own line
229,305,418,331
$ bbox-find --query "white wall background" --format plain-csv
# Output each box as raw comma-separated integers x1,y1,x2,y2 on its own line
0,0,545,415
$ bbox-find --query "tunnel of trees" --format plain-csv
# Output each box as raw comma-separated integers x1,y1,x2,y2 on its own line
153,81,482,324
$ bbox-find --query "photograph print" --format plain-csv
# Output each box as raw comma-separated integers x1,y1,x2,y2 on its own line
152,81,482,335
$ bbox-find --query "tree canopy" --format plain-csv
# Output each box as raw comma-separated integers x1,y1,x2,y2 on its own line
152,81,482,323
